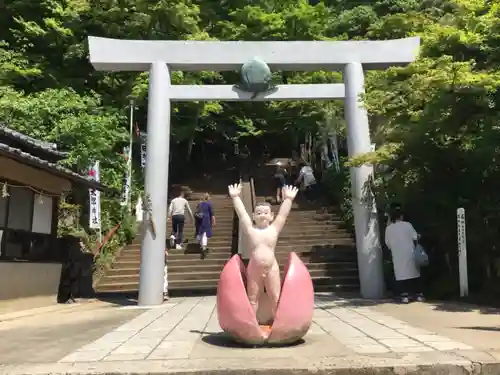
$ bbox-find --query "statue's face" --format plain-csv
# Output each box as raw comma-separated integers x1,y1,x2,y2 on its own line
253,204,274,228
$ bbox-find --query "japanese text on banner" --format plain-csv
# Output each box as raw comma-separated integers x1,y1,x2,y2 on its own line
120,146,131,207
88,161,101,229
140,132,147,169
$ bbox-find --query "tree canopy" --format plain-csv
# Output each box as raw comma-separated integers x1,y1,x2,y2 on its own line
1,0,500,298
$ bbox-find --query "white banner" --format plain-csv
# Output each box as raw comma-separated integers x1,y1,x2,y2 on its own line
88,161,101,229
457,207,469,297
120,146,131,207
329,135,340,172
140,132,147,170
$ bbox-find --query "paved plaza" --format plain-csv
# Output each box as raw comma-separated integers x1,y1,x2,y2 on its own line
2,294,500,374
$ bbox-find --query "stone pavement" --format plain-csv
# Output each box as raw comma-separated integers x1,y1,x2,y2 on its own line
0,295,58,315
0,299,143,364
1,294,500,375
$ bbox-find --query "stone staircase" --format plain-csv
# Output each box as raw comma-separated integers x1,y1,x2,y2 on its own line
95,181,237,294
269,200,360,292
252,165,360,292
95,163,360,295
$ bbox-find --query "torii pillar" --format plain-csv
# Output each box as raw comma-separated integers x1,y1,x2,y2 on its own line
88,36,420,306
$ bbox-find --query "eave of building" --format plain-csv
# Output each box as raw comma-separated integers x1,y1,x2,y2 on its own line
0,125,68,159
0,143,106,192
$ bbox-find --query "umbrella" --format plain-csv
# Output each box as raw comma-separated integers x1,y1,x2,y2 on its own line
264,157,298,167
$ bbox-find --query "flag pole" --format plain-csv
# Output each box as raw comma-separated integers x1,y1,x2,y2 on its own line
127,99,134,214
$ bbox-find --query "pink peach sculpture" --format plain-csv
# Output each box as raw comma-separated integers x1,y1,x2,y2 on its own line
216,252,315,345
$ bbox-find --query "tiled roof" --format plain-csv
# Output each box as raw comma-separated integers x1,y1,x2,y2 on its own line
0,125,68,157
0,142,105,191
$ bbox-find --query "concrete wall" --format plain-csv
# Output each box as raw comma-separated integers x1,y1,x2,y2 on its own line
0,262,62,300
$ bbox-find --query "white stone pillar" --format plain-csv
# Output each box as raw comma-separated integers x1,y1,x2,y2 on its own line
343,62,385,299
138,62,171,306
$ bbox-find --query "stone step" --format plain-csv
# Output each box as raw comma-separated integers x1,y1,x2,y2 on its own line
165,224,235,231
120,241,355,258
284,221,346,228
120,246,354,260
278,226,350,234
96,275,360,293
166,221,235,227
106,261,358,276
101,271,359,284
125,239,234,250
118,251,356,263
125,234,352,252
113,249,356,267
168,218,342,227
96,283,359,294
189,208,234,213
98,179,360,295
107,261,358,277
131,230,350,245
111,259,356,273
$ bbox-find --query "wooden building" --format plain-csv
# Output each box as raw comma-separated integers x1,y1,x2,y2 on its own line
0,125,104,301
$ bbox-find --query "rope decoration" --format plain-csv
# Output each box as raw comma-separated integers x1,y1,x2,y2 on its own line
0,182,64,204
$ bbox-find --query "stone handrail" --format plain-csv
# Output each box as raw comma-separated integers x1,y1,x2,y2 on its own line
94,222,121,257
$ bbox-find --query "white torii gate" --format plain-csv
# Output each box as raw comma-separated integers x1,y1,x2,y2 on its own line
88,36,420,306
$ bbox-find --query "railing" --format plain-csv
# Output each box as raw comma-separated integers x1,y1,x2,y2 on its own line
93,222,121,257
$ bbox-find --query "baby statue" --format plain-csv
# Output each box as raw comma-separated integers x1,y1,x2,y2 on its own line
228,183,299,318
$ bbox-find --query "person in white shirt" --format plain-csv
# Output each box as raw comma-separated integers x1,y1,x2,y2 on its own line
384,206,424,303
168,189,194,250
295,162,317,202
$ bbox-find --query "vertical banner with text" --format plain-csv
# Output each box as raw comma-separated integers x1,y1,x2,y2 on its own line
120,146,131,207
88,161,101,229
140,131,147,170
457,207,469,297
329,134,340,172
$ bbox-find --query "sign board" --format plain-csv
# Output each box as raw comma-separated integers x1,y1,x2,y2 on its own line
140,141,147,169
457,207,468,297
120,146,131,207
88,161,101,229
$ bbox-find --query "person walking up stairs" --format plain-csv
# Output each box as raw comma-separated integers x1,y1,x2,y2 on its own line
168,188,194,250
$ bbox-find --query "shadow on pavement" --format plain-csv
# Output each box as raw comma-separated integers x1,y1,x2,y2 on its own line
93,295,139,306
315,291,500,315
456,326,500,332
427,300,500,315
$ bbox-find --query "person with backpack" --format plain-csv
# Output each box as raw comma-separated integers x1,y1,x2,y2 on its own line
195,193,216,253
385,205,425,303
273,163,288,204
295,161,317,203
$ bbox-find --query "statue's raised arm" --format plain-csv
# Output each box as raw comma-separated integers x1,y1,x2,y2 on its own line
228,183,253,234
272,185,298,233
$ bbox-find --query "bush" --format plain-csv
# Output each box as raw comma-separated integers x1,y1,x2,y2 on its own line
321,160,354,229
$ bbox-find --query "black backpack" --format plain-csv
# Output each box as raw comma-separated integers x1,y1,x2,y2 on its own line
195,203,204,220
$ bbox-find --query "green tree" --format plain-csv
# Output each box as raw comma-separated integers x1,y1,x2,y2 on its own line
344,0,500,299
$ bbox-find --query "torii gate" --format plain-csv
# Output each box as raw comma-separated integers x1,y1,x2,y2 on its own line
88,36,420,306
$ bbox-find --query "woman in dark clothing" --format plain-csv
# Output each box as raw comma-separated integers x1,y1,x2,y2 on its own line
273,164,288,204
195,193,216,252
